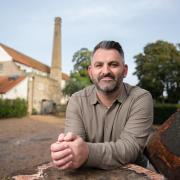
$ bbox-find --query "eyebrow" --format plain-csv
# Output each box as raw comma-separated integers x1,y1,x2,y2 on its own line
93,60,121,64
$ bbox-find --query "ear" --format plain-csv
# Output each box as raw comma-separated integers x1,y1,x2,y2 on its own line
88,65,92,79
123,64,128,78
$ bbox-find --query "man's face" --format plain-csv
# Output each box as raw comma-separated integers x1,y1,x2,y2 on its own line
88,48,128,94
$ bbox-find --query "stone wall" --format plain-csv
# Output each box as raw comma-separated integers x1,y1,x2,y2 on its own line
27,74,62,114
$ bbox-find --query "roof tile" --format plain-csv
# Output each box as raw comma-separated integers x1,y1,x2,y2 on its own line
0,76,26,94
0,43,69,81
0,43,50,73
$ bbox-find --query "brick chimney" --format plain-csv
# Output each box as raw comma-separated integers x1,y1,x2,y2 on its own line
50,17,62,84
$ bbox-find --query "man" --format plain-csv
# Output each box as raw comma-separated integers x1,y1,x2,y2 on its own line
51,40,153,170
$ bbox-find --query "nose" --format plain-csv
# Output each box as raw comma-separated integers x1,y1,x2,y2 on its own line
102,64,111,74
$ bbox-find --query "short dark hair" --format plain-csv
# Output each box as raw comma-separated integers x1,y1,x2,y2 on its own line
93,40,124,58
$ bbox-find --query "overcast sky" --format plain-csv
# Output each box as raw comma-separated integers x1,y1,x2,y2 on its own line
1,0,179,85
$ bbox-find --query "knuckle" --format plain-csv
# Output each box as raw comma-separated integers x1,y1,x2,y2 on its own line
58,133,65,140
50,143,55,151
54,159,63,167
50,142,61,151
51,152,57,160
68,132,74,137
53,160,59,167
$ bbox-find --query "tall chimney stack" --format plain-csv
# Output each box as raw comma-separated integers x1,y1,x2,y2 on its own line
50,17,62,84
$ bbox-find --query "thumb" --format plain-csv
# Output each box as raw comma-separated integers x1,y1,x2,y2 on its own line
58,133,65,142
64,132,77,141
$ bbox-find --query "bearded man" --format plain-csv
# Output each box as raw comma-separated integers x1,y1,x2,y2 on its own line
50,40,153,170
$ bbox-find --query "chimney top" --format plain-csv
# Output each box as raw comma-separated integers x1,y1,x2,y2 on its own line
55,17,61,23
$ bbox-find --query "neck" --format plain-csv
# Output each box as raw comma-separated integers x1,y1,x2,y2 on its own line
96,86,121,108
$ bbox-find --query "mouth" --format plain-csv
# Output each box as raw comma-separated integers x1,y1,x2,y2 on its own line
99,75,114,81
100,77,113,81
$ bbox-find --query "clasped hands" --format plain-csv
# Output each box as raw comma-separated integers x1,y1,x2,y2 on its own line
50,132,89,170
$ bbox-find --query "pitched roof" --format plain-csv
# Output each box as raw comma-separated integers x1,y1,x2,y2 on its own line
0,43,50,73
0,76,26,94
0,43,69,81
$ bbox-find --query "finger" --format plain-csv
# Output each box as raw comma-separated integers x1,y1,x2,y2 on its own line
58,133,65,142
53,154,73,167
64,132,77,141
51,147,72,161
50,142,69,152
59,161,73,170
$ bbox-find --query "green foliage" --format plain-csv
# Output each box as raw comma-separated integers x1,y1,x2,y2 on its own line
32,108,38,115
62,79,85,96
72,48,92,72
153,103,180,124
134,40,180,103
63,48,92,96
0,98,27,118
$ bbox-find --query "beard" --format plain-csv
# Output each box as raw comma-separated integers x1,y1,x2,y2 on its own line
91,73,122,94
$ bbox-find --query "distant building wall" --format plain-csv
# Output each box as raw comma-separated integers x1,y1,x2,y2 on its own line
27,74,62,114
0,41,69,114
0,61,24,76
0,46,12,61
14,62,48,77
1,77,28,99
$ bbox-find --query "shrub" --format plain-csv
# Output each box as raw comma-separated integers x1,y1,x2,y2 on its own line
0,98,27,119
154,103,180,124
32,108,38,115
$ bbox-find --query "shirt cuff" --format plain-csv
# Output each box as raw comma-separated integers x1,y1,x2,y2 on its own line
84,142,102,167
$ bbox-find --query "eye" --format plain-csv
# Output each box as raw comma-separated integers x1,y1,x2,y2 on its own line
110,62,119,67
94,63,103,68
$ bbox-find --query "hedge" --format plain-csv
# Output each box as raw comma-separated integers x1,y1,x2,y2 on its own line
1,98,178,123
154,103,180,124
0,98,27,119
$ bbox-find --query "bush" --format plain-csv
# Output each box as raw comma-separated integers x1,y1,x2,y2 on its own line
154,103,180,124
32,108,38,115
0,98,27,119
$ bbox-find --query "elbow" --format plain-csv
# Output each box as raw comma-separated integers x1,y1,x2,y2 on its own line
116,141,140,165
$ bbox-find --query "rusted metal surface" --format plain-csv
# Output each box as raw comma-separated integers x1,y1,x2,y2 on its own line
13,162,164,180
147,111,180,179
161,111,180,156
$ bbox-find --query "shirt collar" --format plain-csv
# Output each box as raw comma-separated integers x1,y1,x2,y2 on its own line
89,86,99,105
89,83,129,105
117,83,129,104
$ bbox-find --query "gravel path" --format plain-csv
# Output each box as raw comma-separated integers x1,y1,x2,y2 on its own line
0,115,64,179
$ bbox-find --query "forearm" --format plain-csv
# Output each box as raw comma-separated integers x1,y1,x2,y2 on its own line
64,96,86,140
85,135,140,169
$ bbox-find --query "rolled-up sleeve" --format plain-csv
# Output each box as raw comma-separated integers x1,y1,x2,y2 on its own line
64,94,86,139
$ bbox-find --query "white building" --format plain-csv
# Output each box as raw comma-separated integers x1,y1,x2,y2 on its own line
0,17,69,114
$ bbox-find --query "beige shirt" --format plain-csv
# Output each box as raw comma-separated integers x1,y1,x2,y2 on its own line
65,83,153,169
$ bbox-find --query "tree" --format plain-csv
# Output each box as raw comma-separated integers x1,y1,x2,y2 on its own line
63,48,92,96
134,40,180,103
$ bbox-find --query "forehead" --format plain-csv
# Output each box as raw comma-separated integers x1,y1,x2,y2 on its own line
92,48,123,62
